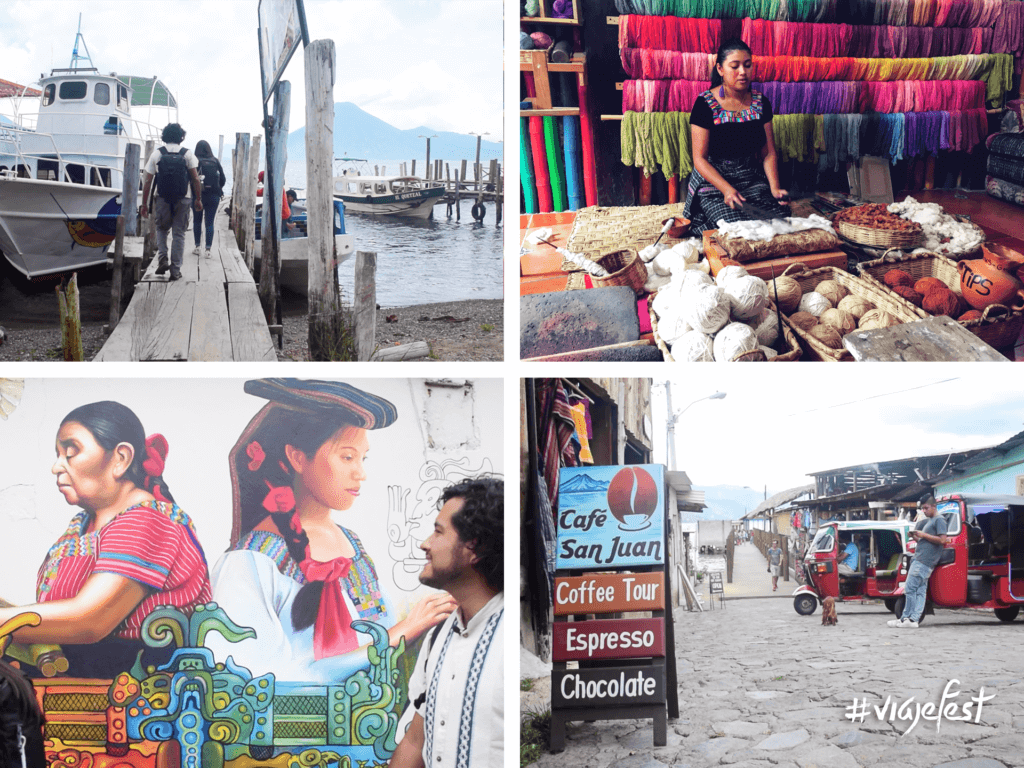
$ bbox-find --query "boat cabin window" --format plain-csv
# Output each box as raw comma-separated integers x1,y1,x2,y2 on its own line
59,81,88,100
360,183,372,195
42,84,55,107
117,84,129,112
94,83,110,105
375,183,388,194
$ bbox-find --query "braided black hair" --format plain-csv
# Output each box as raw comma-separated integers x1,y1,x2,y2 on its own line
234,406,359,632
0,660,44,767
441,476,504,592
61,401,175,504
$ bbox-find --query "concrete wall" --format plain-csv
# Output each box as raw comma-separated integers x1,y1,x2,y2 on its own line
935,443,1024,497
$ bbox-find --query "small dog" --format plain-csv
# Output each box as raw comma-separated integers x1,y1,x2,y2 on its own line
821,596,838,625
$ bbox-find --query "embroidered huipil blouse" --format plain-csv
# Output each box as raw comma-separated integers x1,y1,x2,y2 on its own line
207,526,395,683
690,90,773,160
37,500,212,639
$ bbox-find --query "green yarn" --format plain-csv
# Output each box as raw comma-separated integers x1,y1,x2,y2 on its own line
981,53,1014,109
524,0,540,16
621,111,694,180
520,118,538,214
543,116,567,212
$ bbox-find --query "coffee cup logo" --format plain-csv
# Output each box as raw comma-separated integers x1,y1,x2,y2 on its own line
607,467,658,531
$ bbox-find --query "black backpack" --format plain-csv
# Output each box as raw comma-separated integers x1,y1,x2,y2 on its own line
156,147,190,202
198,157,221,195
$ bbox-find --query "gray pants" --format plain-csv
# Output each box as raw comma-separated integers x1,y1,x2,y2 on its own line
155,196,193,270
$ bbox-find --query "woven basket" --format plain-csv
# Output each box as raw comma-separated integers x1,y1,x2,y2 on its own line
591,249,647,295
562,203,691,271
777,263,923,361
834,217,924,250
650,297,802,362
858,249,1024,350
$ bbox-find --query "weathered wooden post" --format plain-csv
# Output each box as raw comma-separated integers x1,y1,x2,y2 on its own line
121,143,141,237
354,251,376,361
424,138,431,180
217,134,224,163
142,139,156,264
454,170,461,220
106,215,126,332
495,163,503,226
242,134,261,271
57,273,84,361
260,80,290,335
305,39,352,360
231,132,249,235
410,159,416,177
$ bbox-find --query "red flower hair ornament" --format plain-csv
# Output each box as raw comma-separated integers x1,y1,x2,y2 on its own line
247,441,265,471
262,480,296,513
143,434,172,504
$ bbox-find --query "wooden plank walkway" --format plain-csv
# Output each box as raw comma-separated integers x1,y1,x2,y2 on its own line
95,204,275,361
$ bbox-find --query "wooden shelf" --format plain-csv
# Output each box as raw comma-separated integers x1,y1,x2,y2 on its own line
521,15,581,26
519,51,587,110
520,107,581,116
520,0,582,25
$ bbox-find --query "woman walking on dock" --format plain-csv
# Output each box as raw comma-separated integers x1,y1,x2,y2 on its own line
193,140,226,256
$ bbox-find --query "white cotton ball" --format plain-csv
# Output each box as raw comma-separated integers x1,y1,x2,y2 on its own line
640,243,668,263
677,269,714,291
684,284,731,335
759,344,778,360
715,264,749,288
749,306,779,346
670,239,701,265
644,274,672,294
653,251,685,277
798,291,832,317
713,322,759,362
689,258,712,274
670,330,714,362
724,274,768,320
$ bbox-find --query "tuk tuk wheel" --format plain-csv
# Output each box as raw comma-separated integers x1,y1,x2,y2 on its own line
794,594,818,616
884,598,897,613
994,606,1020,623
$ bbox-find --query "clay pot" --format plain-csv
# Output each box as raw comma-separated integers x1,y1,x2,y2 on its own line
957,245,1024,311
661,217,691,239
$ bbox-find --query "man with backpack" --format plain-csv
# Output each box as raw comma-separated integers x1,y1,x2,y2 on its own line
141,123,203,281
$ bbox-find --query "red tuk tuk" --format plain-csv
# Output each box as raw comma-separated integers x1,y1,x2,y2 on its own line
924,493,1024,622
793,519,913,615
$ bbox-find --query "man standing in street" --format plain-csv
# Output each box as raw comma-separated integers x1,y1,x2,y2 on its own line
767,539,783,591
888,494,948,628
390,477,504,768
141,123,203,281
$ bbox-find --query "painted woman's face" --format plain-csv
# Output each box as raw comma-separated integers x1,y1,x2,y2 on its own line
296,425,370,511
718,50,752,92
52,421,119,510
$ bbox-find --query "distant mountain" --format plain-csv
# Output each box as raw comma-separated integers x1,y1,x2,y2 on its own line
680,485,777,523
560,474,610,494
285,102,502,171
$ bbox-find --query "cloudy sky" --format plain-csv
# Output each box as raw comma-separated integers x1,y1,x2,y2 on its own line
650,366,1024,494
1,0,502,152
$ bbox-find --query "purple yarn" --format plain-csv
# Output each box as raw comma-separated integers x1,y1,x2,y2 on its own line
552,0,575,19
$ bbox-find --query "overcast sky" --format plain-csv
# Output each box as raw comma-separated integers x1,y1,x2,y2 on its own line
1,0,502,155
650,366,1024,494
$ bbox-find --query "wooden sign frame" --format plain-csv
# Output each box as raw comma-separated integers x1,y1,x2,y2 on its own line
550,465,678,752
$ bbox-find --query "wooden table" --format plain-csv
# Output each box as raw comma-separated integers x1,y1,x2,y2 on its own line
843,315,1008,362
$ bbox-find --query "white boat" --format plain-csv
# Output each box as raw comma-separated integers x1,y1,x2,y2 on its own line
0,27,170,279
332,159,445,219
254,198,354,296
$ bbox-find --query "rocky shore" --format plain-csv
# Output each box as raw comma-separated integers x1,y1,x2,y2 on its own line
0,298,502,362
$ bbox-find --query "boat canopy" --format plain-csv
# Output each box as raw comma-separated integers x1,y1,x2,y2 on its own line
121,75,177,108
0,78,41,99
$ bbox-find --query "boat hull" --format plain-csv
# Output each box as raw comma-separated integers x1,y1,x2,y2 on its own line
334,188,444,219
0,177,120,278
254,234,355,296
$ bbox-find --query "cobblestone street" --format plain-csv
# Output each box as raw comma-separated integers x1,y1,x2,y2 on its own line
523,542,1024,768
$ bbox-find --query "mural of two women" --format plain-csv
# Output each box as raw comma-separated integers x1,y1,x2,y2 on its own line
0,377,488,762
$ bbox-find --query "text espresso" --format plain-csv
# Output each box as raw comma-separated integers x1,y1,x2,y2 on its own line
564,626,657,657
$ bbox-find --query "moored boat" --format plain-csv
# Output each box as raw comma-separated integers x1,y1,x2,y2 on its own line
0,26,172,278
331,158,444,218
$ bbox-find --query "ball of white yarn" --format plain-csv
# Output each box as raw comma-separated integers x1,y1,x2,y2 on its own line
689,258,711,275
684,284,731,334
653,250,685,276
651,281,683,320
640,243,668,263
759,344,778,360
715,264,749,288
798,291,832,317
670,330,714,362
678,269,714,291
644,273,672,294
670,239,701,265
749,306,779,346
725,274,768,320
713,322,759,362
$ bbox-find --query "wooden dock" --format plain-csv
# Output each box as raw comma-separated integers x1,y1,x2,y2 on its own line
94,204,275,362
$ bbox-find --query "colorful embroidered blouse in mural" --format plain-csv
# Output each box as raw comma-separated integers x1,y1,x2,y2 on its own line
207,526,396,684
36,500,212,639
690,90,773,160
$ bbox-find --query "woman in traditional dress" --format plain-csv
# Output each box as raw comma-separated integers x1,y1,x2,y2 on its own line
683,38,790,235
207,379,455,684
0,401,211,678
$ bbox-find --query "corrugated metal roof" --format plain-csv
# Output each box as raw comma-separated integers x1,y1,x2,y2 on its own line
0,78,41,99
745,484,814,518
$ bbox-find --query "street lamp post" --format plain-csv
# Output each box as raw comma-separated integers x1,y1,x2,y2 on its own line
665,385,726,472
418,134,438,179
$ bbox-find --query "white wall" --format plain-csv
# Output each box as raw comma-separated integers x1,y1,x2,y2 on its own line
0,377,503,618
